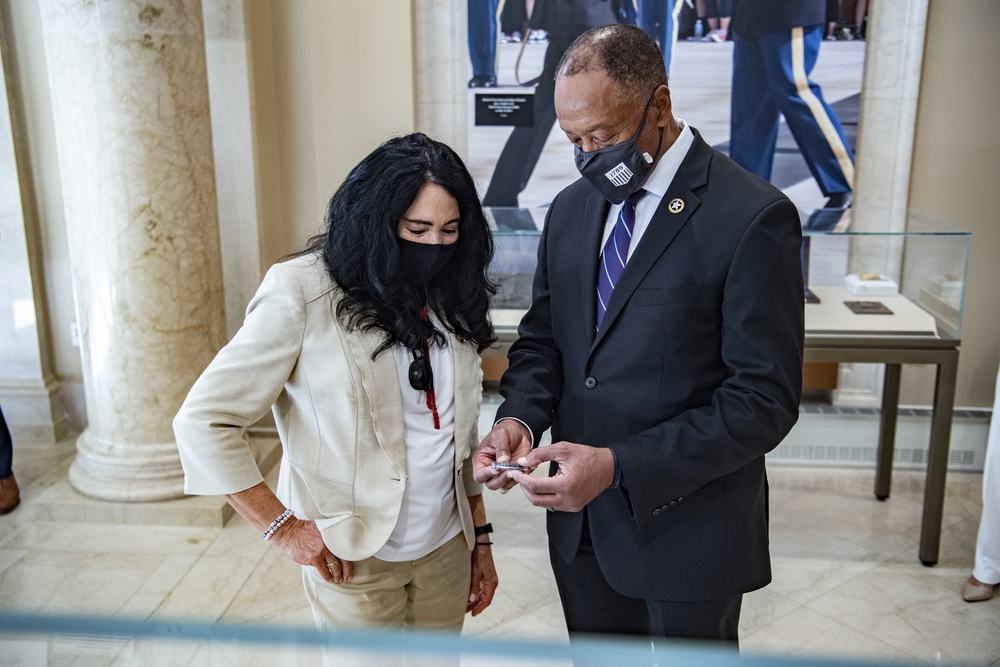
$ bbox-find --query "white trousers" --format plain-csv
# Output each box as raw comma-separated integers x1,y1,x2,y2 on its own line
973,367,1000,585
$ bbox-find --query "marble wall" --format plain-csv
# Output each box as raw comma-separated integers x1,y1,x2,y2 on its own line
0,4,68,443
38,0,227,501
202,0,261,338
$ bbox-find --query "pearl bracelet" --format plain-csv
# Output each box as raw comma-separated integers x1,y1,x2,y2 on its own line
262,508,294,541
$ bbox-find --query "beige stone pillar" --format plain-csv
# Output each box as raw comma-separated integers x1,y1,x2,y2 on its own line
39,0,226,501
834,0,930,407
414,0,468,157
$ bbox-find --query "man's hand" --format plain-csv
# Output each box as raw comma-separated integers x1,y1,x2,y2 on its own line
505,442,615,512
473,420,533,491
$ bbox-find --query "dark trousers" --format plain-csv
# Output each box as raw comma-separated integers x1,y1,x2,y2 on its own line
0,405,12,478
482,30,574,208
468,0,501,78
729,24,854,196
548,512,742,645
637,0,683,77
501,0,528,35
703,0,733,18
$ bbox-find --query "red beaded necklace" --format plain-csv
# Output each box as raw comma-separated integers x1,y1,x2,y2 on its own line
419,307,440,430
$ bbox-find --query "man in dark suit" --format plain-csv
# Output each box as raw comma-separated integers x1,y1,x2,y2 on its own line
474,24,803,644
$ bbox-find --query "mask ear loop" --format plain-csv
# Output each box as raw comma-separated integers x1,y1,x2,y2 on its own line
636,87,667,165
644,126,665,165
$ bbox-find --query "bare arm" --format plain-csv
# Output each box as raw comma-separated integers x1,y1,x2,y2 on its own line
466,493,498,615
226,482,353,583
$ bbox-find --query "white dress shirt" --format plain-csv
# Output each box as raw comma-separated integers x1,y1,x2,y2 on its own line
379,313,462,561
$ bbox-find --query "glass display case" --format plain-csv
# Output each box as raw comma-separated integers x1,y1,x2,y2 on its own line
802,211,970,340
486,207,971,344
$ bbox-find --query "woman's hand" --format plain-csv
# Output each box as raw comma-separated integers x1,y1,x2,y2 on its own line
272,517,354,584
467,545,498,616
473,420,533,493
223,484,354,584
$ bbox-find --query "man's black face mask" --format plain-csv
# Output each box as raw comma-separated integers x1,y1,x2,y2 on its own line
573,90,661,205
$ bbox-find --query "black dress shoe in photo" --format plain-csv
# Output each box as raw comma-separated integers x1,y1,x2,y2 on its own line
825,191,853,210
468,76,498,89
805,191,853,231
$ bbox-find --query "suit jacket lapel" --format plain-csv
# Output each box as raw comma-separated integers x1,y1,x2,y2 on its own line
590,132,713,354
342,302,480,476
450,331,479,463
347,328,407,476
579,190,612,340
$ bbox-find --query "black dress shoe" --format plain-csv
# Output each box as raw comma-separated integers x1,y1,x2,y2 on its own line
468,76,498,89
825,191,852,209
805,191,853,231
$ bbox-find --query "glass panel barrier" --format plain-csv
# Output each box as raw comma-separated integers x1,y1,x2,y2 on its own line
0,611,919,666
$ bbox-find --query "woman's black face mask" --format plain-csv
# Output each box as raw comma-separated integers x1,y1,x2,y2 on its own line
398,238,457,286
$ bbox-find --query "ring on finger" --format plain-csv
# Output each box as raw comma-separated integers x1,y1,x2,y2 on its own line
499,487,511,495
326,559,340,567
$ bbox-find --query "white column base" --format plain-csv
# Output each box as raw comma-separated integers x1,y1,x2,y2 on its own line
68,429,187,502
35,434,281,527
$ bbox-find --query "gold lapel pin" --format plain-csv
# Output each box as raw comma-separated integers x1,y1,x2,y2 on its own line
668,198,684,213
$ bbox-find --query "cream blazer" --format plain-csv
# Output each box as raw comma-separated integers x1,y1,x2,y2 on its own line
173,254,484,561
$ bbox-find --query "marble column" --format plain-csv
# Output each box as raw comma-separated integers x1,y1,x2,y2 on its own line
0,7,69,443
833,0,930,406
414,0,468,158
39,0,226,501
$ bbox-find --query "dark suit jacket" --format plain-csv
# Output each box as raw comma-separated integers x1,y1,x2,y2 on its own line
496,130,804,602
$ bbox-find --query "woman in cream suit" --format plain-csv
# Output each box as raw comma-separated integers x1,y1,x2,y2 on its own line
174,133,499,631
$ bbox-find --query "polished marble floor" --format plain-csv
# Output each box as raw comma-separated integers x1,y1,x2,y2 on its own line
0,402,997,666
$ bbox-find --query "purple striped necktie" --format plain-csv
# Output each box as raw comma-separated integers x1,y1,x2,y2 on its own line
596,189,646,329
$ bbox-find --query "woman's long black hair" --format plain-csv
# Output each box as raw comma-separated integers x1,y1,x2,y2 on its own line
302,132,497,356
